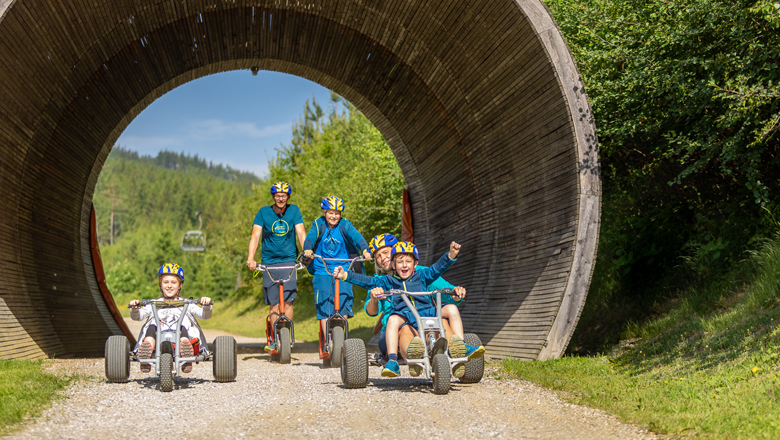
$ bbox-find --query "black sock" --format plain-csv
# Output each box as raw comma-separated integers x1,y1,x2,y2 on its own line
389,354,398,362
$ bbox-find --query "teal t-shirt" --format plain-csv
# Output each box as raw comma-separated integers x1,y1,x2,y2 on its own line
253,204,304,264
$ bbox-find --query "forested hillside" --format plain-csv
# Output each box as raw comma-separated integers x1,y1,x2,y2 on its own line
93,148,260,301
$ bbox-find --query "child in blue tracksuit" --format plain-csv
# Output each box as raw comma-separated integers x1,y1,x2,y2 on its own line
302,196,371,350
334,240,465,377
364,233,482,377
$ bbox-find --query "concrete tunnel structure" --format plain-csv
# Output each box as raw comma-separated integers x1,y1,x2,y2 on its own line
0,0,600,360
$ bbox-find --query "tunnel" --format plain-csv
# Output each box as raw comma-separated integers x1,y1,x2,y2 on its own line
0,0,600,360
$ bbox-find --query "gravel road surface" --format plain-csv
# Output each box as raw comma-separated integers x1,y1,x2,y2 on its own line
8,336,655,440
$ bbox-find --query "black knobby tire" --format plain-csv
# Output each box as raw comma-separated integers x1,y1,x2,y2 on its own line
340,338,368,389
330,326,345,368
213,336,237,382
278,328,291,364
160,353,174,392
432,353,451,395
461,333,484,384
104,335,130,383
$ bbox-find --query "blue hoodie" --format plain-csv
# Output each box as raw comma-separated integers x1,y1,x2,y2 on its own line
346,252,456,326
365,265,463,331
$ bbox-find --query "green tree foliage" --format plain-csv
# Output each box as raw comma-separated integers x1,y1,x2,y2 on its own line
93,148,258,301
544,0,780,350
265,93,405,242
147,94,406,300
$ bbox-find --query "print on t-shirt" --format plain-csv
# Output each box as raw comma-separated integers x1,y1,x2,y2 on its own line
272,219,290,236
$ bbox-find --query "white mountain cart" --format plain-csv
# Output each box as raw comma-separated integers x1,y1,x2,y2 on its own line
104,298,237,391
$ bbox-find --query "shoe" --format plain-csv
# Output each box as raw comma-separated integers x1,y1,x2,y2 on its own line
406,337,424,377
382,360,401,377
138,340,153,373
448,335,466,377
465,344,485,360
264,341,276,353
180,339,194,373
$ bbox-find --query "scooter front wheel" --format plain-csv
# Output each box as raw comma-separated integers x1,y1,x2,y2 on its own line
330,326,345,368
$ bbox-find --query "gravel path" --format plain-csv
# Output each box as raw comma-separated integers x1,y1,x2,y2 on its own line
8,343,655,439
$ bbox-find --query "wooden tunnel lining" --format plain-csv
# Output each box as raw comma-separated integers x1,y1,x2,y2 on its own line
0,0,599,360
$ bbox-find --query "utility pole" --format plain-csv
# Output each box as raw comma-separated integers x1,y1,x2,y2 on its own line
109,197,115,245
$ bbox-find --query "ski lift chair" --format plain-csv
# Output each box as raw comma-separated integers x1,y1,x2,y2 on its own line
180,211,206,252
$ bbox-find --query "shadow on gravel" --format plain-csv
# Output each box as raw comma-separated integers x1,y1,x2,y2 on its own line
341,378,465,394
122,376,212,391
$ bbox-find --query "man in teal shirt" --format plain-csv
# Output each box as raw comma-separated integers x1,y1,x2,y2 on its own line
246,182,306,351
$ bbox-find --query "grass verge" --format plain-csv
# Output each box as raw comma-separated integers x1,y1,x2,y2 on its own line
0,360,73,436
502,234,780,438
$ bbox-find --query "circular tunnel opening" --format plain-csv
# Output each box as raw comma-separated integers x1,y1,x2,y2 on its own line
0,0,599,360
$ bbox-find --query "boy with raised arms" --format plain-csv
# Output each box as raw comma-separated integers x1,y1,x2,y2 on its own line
333,241,467,377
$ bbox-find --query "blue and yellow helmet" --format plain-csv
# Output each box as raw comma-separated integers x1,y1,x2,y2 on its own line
369,233,399,254
158,263,184,283
270,181,291,195
390,241,419,261
321,196,345,212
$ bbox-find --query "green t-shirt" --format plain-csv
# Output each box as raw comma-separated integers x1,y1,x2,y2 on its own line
253,204,303,264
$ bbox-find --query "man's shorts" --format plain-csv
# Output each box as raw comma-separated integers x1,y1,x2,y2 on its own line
313,275,353,320
262,261,298,306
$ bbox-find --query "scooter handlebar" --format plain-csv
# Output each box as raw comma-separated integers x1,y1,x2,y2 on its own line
309,254,366,275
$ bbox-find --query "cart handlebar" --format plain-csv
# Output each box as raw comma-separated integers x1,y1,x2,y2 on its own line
127,298,213,309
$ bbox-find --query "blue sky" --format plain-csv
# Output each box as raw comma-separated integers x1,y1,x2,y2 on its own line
116,70,336,178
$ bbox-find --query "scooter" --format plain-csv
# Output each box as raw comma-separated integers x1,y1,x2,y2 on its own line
310,254,366,368
254,262,305,364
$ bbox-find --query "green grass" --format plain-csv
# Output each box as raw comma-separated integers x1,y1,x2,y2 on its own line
502,234,780,438
0,360,73,436
114,280,378,343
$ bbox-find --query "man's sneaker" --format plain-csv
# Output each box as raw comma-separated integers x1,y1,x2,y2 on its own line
406,337,425,377
382,360,401,377
264,341,276,353
180,339,194,373
138,340,153,373
448,335,467,377
465,344,485,360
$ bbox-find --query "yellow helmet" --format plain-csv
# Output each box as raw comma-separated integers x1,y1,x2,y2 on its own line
369,233,399,254
390,241,419,260
158,263,184,283
270,181,291,195
321,196,345,212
